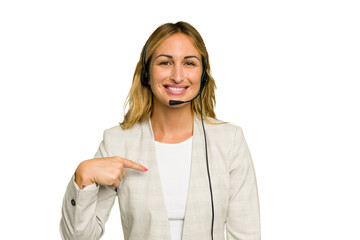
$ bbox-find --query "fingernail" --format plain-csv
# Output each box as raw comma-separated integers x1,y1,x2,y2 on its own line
143,167,148,172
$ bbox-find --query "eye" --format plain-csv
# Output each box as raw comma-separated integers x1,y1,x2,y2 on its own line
159,61,171,65
185,61,196,66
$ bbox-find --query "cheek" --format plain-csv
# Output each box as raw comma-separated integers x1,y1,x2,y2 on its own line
152,68,170,82
186,70,202,82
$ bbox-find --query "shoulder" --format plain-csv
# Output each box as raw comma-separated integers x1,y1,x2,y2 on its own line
198,116,246,147
203,116,243,135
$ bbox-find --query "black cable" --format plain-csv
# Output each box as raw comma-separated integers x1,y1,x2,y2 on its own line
200,91,214,240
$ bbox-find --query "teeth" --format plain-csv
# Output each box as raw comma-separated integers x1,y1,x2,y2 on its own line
167,87,186,91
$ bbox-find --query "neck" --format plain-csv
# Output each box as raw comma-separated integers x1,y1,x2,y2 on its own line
150,98,194,141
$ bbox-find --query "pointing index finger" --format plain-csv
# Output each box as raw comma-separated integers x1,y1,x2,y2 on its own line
123,158,148,172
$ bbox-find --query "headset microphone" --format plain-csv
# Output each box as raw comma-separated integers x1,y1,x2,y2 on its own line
169,100,185,106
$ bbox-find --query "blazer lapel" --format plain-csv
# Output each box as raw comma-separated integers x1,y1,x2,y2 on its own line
182,116,213,239
146,116,212,239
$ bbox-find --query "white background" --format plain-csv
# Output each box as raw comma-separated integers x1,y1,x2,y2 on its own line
1,0,359,239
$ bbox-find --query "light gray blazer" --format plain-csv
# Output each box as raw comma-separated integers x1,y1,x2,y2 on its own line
60,116,261,240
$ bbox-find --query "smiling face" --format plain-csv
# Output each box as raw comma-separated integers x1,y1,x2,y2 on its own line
148,33,203,108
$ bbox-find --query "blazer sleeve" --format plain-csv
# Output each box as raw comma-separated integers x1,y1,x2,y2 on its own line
59,129,117,240
226,126,261,240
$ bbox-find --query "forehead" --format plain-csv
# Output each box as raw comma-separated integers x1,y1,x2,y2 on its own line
153,33,200,57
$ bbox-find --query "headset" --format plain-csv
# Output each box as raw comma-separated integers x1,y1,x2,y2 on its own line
140,41,215,240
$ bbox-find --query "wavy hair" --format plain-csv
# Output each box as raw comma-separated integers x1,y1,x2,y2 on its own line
119,21,228,130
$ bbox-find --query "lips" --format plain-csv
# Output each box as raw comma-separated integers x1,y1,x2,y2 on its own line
163,84,189,89
163,84,189,95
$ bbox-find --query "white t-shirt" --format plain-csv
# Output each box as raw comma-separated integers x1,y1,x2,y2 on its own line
154,136,193,240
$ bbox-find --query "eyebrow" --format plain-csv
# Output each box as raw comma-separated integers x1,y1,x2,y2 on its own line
154,54,200,61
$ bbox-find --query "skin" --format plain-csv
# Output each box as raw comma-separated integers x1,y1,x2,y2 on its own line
75,33,202,189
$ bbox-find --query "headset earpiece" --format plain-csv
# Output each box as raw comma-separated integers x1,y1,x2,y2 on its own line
141,43,150,87
141,68,149,87
200,56,209,90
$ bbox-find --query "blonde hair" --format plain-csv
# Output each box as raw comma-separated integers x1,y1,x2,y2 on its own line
119,21,228,129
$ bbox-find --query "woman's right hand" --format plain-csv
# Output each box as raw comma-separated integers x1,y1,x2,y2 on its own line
74,157,148,189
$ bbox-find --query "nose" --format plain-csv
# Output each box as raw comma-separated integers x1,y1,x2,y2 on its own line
170,63,184,83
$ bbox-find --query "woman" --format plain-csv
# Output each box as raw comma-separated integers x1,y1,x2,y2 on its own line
60,21,261,240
